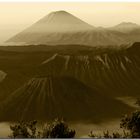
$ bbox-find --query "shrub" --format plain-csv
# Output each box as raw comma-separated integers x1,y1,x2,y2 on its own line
9,120,39,138
9,119,75,138
120,110,140,138
42,118,75,138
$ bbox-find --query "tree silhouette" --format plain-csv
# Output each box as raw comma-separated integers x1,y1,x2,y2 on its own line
9,120,38,138
42,118,75,138
120,110,140,138
9,119,75,138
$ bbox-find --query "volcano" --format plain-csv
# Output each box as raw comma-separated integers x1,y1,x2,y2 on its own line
27,10,94,32
15,10,94,33
6,10,132,46
6,11,94,45
0,76,133,122
38,43,140,97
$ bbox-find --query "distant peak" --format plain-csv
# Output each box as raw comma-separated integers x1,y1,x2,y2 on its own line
33,10,94,31
48,10,71,16
53,10,69,14
110,22,140,33
117,22,139,27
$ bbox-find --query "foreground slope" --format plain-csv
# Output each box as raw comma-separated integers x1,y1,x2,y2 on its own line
0,43,140,101
0,76,133,123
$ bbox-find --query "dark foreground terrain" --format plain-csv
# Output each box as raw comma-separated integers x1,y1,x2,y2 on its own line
0,43,139,123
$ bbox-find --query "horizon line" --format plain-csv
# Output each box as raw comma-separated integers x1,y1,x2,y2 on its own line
1,0,140,2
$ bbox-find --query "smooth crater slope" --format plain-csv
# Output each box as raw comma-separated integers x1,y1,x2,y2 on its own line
28,10,94,32
6,10,94,45
0,76,133,123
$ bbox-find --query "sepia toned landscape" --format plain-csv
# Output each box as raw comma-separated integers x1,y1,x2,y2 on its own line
0,2,140,138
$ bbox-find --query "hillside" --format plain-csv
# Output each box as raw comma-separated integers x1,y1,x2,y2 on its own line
0,76,133,123
0,43,140,101
38,43,140,97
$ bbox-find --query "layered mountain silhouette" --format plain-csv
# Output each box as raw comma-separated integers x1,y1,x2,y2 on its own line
6,10,140,46
6,11,95,45
0,76,133,122
1,10,140,126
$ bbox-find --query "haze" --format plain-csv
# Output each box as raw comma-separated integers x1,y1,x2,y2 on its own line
0,2,140,43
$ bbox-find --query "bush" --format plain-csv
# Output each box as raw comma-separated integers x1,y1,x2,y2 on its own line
120,110,140,138
9,120,39,138
42,118,75,138
89,130,122,138
9,119,75,138
135,98,140,107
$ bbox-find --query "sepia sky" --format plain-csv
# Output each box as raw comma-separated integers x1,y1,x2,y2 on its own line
0,2,140,42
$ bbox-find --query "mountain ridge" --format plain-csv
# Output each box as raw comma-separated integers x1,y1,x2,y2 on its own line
109,22,140,33
6,10,140,47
